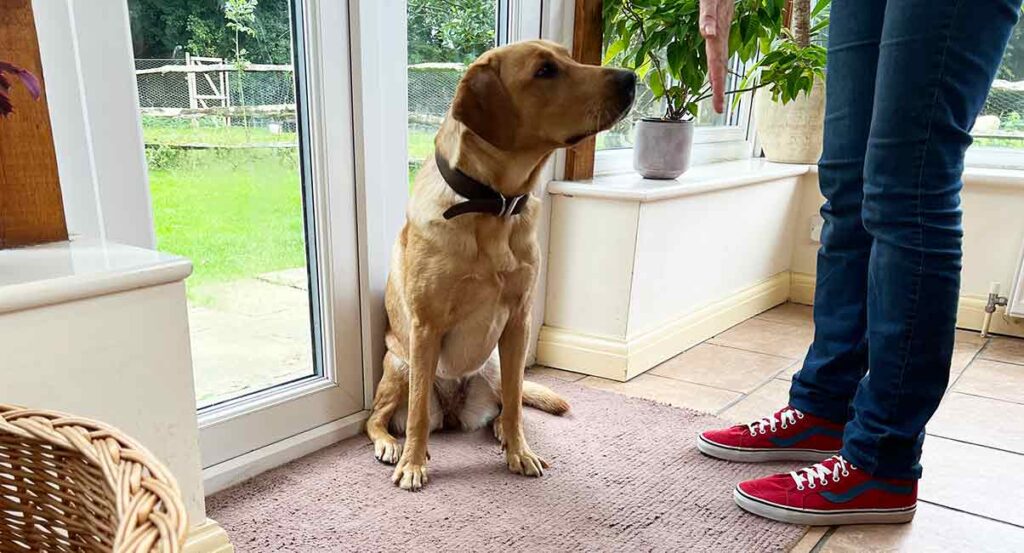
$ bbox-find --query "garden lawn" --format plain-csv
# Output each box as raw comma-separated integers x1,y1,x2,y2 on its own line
145,126,440,303
148,149,307,301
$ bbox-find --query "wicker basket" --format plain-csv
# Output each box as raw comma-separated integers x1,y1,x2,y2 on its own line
0,404,188,552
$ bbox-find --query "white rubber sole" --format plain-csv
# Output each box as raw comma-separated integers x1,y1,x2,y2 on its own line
697,435,838,462
734,486,916,526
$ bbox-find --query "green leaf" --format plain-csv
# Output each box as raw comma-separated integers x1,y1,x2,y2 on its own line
666,40,685,79
603,37,629,65
812,0,830,18
649,69,665,98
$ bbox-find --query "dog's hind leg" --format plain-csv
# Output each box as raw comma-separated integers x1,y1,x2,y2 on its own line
367,351,407,464
459,357,501,431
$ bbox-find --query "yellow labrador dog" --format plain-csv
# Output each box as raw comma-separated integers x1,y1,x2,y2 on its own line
366,40,635,490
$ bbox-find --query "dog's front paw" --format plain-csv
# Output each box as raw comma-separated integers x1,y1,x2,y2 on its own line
392,455,429,491
373,437,402,465
506,446,548,477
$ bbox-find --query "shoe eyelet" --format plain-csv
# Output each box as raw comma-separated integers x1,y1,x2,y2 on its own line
749,432,757,437
808,482,815,489
832,477,840,483
796,485,804,491
841,471,849,477
796,413,805,419
759,429,766,435
781,424,788,430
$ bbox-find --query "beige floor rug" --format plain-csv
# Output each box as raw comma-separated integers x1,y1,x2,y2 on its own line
208,377,808,552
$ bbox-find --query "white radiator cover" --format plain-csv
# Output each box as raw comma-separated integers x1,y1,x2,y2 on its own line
1010,239,1024,318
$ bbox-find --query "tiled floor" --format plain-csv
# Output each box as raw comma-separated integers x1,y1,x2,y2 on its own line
531,303,1024,552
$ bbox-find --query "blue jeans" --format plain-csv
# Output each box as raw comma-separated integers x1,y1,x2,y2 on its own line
789,0,1021,479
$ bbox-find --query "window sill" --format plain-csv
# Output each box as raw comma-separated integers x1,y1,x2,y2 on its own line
550,158,1024,205
550,158,812,203
0,237,192,315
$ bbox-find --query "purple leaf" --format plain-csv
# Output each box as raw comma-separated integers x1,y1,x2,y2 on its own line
0,60,42,117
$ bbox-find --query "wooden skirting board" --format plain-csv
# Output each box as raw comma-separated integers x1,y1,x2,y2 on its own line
538,271,1023,382
538,272,792,381
185,519,234,553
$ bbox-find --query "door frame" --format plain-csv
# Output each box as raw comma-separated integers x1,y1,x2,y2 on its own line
40,0,552,493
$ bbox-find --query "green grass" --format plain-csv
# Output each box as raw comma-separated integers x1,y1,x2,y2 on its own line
408,128,435,161
148,149,307,299
145,124,438,302
142,116,298,146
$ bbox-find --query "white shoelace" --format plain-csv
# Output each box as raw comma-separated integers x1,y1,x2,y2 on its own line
790,455,854,491
747,407,804,436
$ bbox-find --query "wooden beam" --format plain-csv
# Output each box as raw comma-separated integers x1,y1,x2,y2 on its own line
563,0,603,181
0,0,67,248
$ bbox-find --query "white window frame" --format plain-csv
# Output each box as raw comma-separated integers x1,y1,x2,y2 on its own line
544,0,759,178
38,0,548,488
594,108,758,175
40,0,368,488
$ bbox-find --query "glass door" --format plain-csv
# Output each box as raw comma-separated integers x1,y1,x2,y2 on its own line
127,0,363,467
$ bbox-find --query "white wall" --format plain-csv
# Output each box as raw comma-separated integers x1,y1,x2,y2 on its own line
628,177,801,337
790,172,1024,300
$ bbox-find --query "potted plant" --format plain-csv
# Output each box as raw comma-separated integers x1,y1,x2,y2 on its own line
748,0,829,163
604,0,787,179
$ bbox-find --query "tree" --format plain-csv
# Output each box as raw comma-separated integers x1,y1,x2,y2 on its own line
127,0,292,64
408,0,496,64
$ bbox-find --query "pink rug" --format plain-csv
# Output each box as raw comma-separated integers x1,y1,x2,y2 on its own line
208,377,808,552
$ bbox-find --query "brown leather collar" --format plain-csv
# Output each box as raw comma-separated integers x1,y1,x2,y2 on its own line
435,150,527,220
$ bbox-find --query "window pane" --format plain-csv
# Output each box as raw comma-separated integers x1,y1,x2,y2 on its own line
976,18,1024,150
597,58,744,151
128,0,321,408
407,0,499,180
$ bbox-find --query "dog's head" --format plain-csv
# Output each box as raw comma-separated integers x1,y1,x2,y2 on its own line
451,40,636,152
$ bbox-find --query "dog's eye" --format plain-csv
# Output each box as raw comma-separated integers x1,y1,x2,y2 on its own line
534,61,558,79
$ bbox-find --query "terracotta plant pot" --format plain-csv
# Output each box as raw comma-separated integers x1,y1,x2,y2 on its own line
755,78,826,164
633,118,693,179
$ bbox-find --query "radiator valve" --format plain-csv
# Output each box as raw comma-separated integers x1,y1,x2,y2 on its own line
982,282,1009,338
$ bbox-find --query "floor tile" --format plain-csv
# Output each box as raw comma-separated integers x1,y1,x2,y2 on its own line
777,361,802,381
649,343,793,393
755,302,815,328
720,379,792,423
919,436,1024,526
527,365,587,382
979,336,1024,366
928,393,1024,454
953,358,1024,403
947,340,982,388
708,318,814,359
789,527,830,553
955,328,988,347
821,502,1024,553
579,374,741,414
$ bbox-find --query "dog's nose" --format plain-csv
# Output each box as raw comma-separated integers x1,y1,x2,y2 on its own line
615,70,637,94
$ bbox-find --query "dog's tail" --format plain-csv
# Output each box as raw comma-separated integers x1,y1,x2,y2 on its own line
523,381,570,415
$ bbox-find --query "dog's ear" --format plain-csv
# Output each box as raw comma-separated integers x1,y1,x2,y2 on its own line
452,61,519,151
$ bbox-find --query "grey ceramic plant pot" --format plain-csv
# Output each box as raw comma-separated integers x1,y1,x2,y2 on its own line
633,118,694,179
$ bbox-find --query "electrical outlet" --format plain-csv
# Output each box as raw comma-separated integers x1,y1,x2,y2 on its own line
810,215,824,243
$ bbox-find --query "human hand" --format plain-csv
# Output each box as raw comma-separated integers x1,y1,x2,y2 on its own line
699,0,734,113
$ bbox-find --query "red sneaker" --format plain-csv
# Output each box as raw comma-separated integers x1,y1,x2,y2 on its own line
734,455,917,525
698,406,843,462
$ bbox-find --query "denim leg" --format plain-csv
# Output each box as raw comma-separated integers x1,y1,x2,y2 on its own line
789,0,887,424
840,0,1022,479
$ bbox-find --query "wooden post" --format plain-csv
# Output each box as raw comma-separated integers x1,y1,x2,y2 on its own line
563,0,603,181
0,0,67,248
